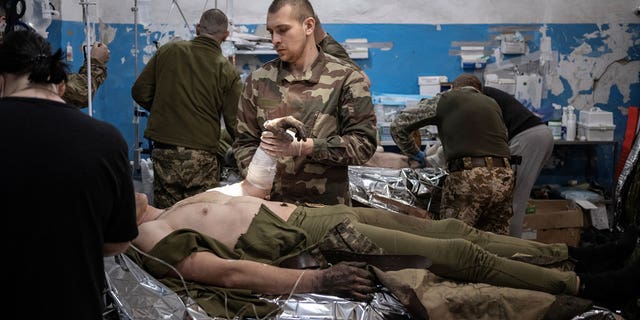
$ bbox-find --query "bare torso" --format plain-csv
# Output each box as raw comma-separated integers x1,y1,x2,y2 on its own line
133,191,297,252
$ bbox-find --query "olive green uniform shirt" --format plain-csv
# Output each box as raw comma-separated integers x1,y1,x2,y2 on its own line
132,36,242,153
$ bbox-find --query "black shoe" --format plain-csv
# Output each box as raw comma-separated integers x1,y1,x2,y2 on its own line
578,256,640,302
570,225,638,272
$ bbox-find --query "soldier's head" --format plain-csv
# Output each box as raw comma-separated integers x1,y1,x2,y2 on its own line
452,74,482,92
197,8,230,43
267,0,317,64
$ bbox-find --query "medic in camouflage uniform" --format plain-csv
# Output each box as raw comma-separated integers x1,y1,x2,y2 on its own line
390,74,514,234
233,0,377,206
63,51,108,108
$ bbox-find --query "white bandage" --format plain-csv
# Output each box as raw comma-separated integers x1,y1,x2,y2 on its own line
245,147,277,190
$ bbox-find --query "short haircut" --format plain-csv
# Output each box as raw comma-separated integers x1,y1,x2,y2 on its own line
452,74,482,91
198,9,228,35
268,0,316,23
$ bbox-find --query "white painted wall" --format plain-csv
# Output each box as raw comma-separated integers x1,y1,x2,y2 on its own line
58,0,640,25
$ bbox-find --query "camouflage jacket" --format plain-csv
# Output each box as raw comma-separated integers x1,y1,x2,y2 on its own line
391,87,509,161
390,94,442,158
63,58,108,108
233,50,377,205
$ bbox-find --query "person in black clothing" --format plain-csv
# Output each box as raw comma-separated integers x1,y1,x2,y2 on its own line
483,86,554,237
0,30,138,319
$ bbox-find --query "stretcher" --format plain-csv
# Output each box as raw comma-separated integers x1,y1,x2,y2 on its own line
112,166,624,319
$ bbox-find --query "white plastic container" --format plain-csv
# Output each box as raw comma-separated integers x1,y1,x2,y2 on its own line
577,123,616,141
579,107,613,127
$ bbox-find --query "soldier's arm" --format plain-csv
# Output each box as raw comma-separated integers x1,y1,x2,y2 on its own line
306,70,378,166
390,95,441,157
131,54,158,111
175,252,376,300
232,73,262,177
63,58,107,108
221,67,243,141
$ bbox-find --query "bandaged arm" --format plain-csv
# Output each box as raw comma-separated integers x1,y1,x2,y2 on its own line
212,146,276,199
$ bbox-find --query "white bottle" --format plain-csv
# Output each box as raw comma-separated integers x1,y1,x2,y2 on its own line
66,42,74,62
561,107,568,140
566,106,577,141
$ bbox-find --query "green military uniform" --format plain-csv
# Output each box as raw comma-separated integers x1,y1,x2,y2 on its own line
129,202,576,319
390,87,515,234
63,58,108,108
233,50,377,205
132,36,242,208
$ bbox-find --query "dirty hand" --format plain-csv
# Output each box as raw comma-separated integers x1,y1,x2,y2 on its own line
89,42,110,64
314,261,377,301
260,131,303,157
263,116,307,142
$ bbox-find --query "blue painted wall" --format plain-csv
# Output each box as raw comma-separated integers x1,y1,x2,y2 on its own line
48,20,640,190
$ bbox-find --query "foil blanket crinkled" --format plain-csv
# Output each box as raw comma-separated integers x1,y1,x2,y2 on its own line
348,166,447,215
104,254,412,319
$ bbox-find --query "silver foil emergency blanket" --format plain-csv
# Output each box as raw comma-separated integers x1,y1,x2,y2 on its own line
104,254,412,319
349,166,447,215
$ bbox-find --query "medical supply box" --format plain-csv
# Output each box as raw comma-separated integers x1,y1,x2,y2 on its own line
577,107,615,141
522,199,586,246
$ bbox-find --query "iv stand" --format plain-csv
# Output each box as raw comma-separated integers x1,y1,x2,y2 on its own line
131,0,142,174
79,0,95,117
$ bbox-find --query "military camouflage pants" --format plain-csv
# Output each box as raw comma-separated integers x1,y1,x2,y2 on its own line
440,167,514,234
151,146,220,208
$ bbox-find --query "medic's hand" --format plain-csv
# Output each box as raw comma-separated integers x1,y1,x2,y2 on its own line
263,116,308,142
410,150,427,168
260,131,303,157
314,261,377,301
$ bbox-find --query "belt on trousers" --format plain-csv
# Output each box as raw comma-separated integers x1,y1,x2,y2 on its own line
279,250,432,272
153,141,179,150
447,156,509,172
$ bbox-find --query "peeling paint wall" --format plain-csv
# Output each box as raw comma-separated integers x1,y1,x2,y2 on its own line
39,0,640,189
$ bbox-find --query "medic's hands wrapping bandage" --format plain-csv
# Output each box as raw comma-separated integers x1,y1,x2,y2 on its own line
411,150,427,168
261,116,308,158
263,116,308,142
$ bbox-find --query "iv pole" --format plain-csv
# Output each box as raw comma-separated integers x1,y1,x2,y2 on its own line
79,0,95,117
131,0,142,174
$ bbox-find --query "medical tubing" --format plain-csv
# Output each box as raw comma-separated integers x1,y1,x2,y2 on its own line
246,147,277,190
128,244,194,306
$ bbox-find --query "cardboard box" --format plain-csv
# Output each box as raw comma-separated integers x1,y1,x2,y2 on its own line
522,199,585,246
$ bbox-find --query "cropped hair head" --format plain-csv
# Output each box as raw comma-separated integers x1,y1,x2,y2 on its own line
198,9,228,35
268,0,316,23
452,74,482,91
0,30,68,84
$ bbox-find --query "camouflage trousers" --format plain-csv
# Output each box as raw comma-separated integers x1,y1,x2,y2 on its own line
440,167,514,234
151,146,220,208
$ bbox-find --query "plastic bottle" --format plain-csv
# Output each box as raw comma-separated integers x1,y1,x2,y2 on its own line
566,106,577,141
561,107,568,140
66,42,74,62
549,103,563,140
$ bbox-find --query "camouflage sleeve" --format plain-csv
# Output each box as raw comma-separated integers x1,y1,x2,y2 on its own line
232,73,261,177
221,68,242,141
389,95,441,157
62,58,107,108
308,70,377,166
131,53,158,111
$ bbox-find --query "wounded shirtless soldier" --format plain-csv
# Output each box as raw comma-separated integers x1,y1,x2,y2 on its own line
130,117,639,319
